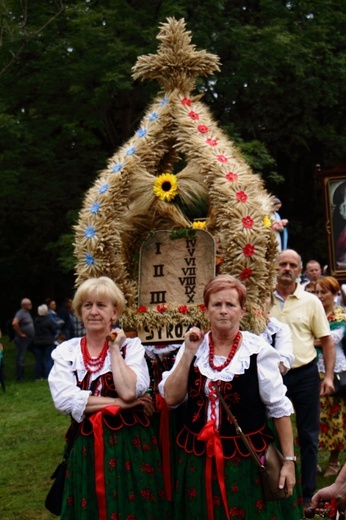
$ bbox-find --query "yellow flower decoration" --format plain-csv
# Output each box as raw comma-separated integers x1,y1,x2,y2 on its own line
263,215,271,228
192,220,206,229
153,173,179,202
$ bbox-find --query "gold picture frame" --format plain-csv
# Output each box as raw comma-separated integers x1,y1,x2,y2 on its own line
317,164,346,280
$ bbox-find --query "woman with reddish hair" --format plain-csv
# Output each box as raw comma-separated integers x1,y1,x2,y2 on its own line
159,274,300,520
315,276,346,477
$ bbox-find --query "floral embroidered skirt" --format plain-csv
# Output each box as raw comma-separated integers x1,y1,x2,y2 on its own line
61,420,171,520
172,445,303,520
319,393,346,451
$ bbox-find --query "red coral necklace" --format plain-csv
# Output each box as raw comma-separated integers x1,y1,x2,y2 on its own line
81,336,109,373
208,331,242,372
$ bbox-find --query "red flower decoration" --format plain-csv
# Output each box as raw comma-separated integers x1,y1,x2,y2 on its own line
236,190,248,202
181,97,191,106
199,304,206,312
243,243,255,257
156,304,167,313
197,124,208,133
225,171,238,182
206,138,218,146
178,305,188,315
81,498,87,508
240,268,253,280
242,216,254,229
137,305,147,313
217,154,228,163
188,111,199,120
108,458,116,467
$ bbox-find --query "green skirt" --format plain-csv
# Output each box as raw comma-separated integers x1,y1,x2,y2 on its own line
172,446,303,520
61,420,172,520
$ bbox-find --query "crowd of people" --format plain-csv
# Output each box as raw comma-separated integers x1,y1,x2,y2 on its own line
6,249,346,519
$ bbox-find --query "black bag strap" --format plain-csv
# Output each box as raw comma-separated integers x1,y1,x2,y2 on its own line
212,382,264,469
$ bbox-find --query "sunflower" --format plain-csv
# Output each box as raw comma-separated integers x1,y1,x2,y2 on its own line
192,220,206,229
153,173,179,202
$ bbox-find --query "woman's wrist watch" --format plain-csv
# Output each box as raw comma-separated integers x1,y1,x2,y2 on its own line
282,456,296,462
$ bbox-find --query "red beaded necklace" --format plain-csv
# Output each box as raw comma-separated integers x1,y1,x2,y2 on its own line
208,331,242,372
81,336,109,373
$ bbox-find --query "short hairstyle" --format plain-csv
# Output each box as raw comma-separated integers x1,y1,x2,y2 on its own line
203,274,247,309
315,276,340,296
38,304,48,316
73,277,126,319
306,260,321,269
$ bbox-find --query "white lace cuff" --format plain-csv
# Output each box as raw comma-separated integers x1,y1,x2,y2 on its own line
71,390,92,422
266,397,293,418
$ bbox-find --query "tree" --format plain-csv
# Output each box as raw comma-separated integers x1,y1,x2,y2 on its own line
1,0,346,326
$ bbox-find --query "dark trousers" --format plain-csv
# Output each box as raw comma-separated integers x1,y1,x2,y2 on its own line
283,360,320,503
14,336,32,381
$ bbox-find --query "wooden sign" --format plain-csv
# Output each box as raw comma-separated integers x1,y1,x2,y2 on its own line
138,229,215,342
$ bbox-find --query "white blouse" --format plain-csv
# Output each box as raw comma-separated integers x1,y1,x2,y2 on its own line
48,336,150,423
317,326,346,374
159,331,293,427
260,317,295,374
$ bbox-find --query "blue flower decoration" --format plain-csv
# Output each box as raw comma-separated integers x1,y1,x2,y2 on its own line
84,226,96,239
85,253,95,265
112,163,123,173
126,146,136,156
99,183,108,194
136,128,147,138
149,112,158,121
90,202,100,214
161,97,169,106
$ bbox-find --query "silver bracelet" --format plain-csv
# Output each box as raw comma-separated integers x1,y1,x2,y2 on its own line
282,456,296,462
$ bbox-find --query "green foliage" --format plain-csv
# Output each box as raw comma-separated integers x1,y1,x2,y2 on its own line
1,0,346,326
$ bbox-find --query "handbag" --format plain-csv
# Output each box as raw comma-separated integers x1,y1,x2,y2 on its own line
45,422,79,516
213,383,286,501
333,371,346,397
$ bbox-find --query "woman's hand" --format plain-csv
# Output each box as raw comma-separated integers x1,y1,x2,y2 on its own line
116,394,155,416
108,328,126,349
279,460,296,498
184,328,204,354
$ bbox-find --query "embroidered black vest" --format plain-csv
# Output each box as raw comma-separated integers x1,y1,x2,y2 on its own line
66,346,150,441
176,354,274,459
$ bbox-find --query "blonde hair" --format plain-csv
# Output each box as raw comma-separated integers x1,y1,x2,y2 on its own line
73,277,126,319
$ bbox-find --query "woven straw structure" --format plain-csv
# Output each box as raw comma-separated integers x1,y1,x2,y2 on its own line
74,18,278,334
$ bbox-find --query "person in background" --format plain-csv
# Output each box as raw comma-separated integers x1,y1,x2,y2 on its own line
312,463,346,512
70,308,86,337
57,297,75,339
46,299,65,337
300,260,322,289
159,274,299,519
270,249,335,509
48,276,170,519
304,281,317,295
33,304,57,380
261,293,294,375
315,276,346,477
12,298,35,381
271,197,289,251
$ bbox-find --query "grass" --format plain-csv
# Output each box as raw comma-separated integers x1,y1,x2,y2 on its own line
0,335,345,519
0,336,69,520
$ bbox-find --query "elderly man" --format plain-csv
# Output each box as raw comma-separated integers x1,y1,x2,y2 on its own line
301,259,322,288
12,298,35,381
270,249,335,508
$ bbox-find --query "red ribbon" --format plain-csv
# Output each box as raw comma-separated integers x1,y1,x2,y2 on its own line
89,405,120,520
197,418,230,520
156,393,172,501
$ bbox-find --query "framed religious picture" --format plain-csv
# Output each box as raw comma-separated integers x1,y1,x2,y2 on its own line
317,164,346,280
